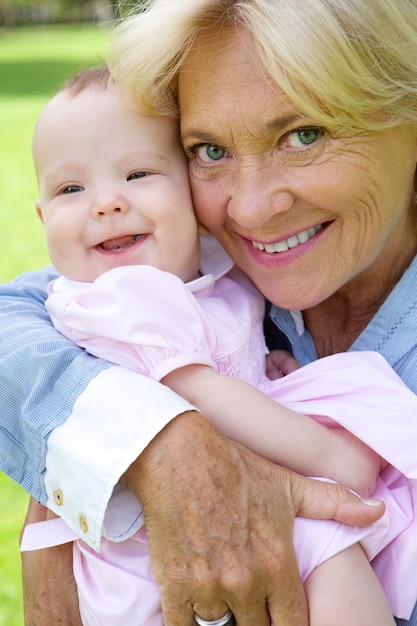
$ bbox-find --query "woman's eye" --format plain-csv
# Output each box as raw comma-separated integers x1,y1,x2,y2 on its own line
62,185,83,194
128,171,147,180
195,144,227,163
283,127,323,149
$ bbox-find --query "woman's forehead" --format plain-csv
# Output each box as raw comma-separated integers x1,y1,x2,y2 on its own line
178,26,294,132
181,23,256,76
179,26,265,105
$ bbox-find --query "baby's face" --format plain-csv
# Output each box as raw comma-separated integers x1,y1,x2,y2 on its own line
33,86,200,282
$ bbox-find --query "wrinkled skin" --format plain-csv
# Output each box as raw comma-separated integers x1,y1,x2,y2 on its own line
21,413,384,626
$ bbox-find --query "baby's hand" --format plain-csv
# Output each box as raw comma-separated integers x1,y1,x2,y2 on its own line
324,428,387,498
266,349,300,379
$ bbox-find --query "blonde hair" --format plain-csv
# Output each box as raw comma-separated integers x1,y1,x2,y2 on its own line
108,0,417,131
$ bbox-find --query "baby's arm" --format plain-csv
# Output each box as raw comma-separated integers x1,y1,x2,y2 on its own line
162,365,383,497
305,544,395,626
48,269,383,497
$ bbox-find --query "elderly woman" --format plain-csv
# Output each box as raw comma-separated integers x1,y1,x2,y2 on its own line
2,0,417,624
109,2,417,624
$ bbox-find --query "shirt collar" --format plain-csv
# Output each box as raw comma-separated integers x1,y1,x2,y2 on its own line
270,253,417,367
187,235,234,293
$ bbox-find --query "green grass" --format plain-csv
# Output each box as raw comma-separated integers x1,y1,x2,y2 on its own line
0,23,111,625
0,475,28,626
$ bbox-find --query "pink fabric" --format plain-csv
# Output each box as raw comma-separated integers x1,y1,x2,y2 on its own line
78,353,417,620
21,262,417,623
75,528,162,626
46,264,267,386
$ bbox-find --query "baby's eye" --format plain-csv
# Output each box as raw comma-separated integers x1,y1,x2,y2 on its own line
62,185,83,194
128,171,147,180
195,144,227,163
283,127,323,149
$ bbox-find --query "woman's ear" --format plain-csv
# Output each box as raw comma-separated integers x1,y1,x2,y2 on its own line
35,199,44,224
197,222,211,236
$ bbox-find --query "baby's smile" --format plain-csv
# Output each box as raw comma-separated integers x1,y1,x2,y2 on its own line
99,234,142,252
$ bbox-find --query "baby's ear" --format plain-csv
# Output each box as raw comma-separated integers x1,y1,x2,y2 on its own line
35,199,44,223
197,223,211,236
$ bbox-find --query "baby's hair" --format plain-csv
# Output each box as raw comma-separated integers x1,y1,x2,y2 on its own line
61,64,110,96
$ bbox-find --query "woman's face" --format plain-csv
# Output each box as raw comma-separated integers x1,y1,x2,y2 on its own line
179,27,417,309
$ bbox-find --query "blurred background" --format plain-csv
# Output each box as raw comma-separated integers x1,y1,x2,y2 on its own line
0,3,143,623
0,0,125,27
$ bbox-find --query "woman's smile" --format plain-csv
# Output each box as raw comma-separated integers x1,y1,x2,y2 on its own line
251,224,323,253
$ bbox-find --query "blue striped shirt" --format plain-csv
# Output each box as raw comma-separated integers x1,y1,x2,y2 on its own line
270,254,417,393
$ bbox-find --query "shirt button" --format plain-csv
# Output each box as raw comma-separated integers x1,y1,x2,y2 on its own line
79,515,89,533
53,490,64,506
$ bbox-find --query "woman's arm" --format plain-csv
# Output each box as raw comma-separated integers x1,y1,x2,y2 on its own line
22,412,384,626
163,365,383,497
21,498,83,626
123,412,385,626
0,268,195,548
21,268,384,625
0,267,109,502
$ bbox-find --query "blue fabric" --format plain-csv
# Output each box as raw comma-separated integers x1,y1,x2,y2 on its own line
270,253,417,393
270,253,417,624
0,266,112,503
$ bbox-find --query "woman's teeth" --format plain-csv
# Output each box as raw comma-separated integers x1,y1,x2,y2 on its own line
252,225,322,253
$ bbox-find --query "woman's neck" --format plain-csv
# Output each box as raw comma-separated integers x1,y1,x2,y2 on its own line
304,237,417,357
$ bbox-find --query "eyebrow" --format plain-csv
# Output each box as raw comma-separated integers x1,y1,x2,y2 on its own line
181,114,305,144
181,129,221,145
264,114,304,133
123,150,173,166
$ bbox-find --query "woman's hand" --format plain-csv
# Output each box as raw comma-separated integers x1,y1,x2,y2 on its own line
20,412,384,626
20,498,82,626
123,411,385,626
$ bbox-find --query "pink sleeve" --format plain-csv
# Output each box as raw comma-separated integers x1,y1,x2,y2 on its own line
264,351,417,477
46,266,218,380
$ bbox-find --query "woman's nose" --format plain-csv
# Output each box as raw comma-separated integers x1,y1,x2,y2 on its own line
227,161,295,227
